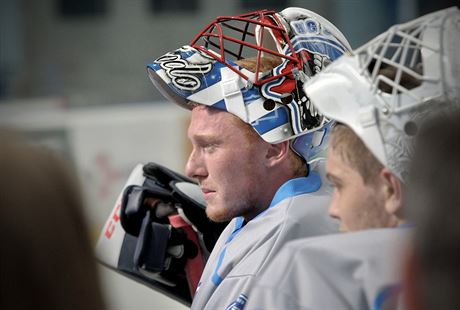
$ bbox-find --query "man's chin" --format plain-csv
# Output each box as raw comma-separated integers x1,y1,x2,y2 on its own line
206,205,233,223
207,213,232,223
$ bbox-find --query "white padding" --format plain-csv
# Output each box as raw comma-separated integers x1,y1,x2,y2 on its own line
221,67,248,122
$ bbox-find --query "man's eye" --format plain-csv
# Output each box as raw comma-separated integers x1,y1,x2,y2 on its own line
203,144,217,152
329,181,341,190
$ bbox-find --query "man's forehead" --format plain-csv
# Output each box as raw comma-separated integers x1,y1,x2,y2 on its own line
326,147,351,177
188,106,242,137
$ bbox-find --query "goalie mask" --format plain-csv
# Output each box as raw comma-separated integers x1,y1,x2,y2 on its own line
303,7,460,181
147,8,351,149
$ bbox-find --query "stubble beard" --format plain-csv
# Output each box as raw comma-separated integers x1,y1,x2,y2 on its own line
354,194,391,231
205,190,258,223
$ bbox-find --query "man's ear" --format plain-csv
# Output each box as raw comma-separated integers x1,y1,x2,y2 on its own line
265,141,290,168
380,167,403,216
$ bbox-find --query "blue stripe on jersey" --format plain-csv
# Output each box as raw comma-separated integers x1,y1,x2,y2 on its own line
211,217,245,286
253,172,322,221
227,217,245,243
269,171,321,208
211,247,226,286
374,284,402,310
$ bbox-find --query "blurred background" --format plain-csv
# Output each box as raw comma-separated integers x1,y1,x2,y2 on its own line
0,0,457,309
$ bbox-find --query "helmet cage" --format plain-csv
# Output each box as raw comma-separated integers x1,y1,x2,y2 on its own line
191,9,303,87
303,7,460,181
356,11,444,117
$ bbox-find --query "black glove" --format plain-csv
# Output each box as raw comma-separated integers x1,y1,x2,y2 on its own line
121,162,228,253
103,162,228,305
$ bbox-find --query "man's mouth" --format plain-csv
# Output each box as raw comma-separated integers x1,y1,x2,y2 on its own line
201,188,216,199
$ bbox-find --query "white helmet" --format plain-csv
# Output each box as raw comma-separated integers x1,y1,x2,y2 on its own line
303,7,460,181
147,8,351,149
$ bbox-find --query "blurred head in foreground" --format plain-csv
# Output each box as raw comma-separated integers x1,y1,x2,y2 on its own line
404,107,460,310
0,130,106,310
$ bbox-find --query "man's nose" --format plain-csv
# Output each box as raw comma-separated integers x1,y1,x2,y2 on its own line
328,192,341,220
185,149,207,181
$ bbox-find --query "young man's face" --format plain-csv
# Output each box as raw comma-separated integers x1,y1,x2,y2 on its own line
185,106,269,222
326,146,396,232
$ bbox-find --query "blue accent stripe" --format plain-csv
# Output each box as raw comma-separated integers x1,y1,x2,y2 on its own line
242,87,262,104
211,247,226,285
212,99,227,110
254,172,322,220
251,107,289,135
147,63,161,71
289,101,302,134
211,217,245,286
198,63,224,90
292,36,346,52
268,171,322,209
226,217,245,243
374,284,402,310
291,121,333,161
180,49,197,59
291,36,347,57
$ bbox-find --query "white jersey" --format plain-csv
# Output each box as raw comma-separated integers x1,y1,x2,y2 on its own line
191,161,339,310
245,227,411,310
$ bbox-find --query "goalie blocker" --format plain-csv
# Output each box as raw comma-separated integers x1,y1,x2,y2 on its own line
95,163,228,306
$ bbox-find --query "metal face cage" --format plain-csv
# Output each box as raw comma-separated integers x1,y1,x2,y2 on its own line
191,9,302,87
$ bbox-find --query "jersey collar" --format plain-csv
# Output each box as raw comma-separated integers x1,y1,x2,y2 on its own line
269,171,322,209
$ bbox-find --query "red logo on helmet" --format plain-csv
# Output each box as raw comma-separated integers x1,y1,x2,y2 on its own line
267,50,312,99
